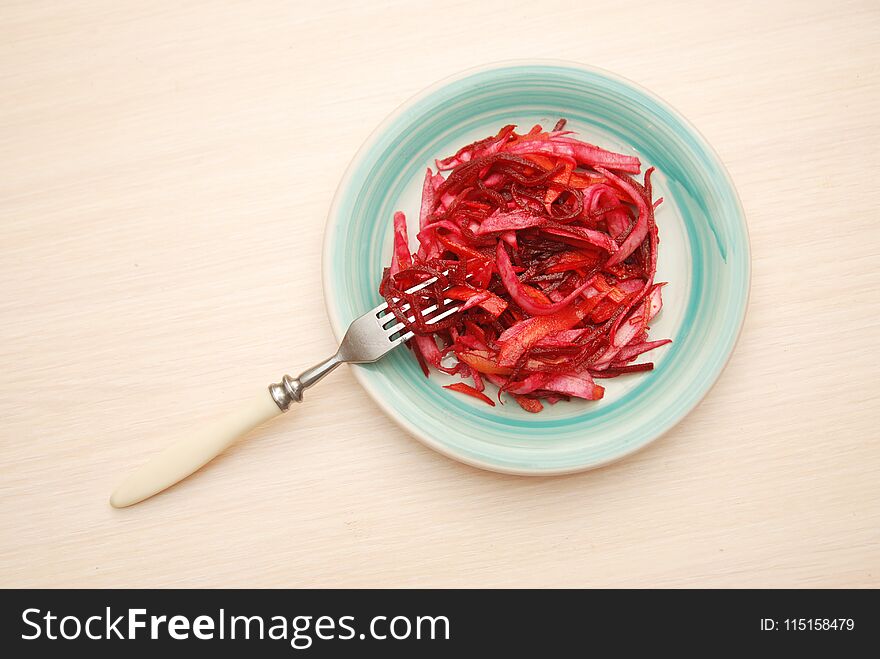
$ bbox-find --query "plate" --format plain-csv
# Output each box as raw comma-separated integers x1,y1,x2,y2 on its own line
323,61,749,474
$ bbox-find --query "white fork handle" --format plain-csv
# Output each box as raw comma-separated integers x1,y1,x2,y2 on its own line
110,392,282,508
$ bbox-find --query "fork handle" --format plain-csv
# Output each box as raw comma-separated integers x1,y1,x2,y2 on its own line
109,356,344,508
109,391,283,508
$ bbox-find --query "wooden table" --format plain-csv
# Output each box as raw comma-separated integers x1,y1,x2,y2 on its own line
2,0,878,588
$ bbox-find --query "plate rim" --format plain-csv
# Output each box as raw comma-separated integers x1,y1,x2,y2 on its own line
322,59,751,475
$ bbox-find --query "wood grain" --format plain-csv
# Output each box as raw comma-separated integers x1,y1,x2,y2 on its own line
1,0,878,588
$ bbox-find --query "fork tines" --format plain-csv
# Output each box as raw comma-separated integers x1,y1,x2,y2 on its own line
380,298,460,343
370,274,460,344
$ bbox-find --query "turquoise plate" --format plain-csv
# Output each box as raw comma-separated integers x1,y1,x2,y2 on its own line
323,61,749,474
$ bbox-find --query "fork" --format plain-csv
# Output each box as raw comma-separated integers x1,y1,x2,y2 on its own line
109,278,459,508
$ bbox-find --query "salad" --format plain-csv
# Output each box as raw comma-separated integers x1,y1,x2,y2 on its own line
379,120,668,413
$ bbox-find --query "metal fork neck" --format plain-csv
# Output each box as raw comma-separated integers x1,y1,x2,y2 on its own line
268,353,342,411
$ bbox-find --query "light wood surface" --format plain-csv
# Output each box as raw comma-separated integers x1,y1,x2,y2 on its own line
1,0,878,588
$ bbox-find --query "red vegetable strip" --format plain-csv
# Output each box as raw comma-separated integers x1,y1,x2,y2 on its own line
591,363,655,378
434,231,487,261
412,334,458,376
457,350,513,376
535,328,590,347
504,372,551,395
540,224,618,253
496,302,587,367
614,339,672,363
601,167,653,265
647,284,664,320
389,212,411,275
476,210,547,234
445,285,507,317
543,250,603,274
418,169,435,232
513,394,544,413
542,373,605,400
443,382,496,407
507,138,641,174
470,368,485,392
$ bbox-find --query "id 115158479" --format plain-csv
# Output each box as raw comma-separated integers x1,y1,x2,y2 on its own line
760,618,855,631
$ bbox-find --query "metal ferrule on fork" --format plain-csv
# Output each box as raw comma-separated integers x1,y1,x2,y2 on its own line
269,353,343,412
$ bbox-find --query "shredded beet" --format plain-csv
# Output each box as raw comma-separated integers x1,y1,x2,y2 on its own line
379,121,669,412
